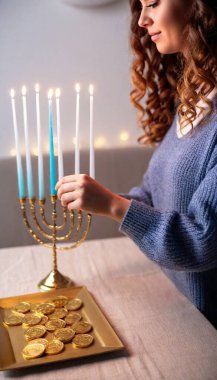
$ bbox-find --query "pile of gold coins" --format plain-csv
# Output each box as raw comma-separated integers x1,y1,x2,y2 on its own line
3,295,94,360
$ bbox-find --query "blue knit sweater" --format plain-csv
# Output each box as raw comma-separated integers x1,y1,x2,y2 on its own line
119,103,217,328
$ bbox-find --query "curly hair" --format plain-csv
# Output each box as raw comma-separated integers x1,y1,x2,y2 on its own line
129,0,217,147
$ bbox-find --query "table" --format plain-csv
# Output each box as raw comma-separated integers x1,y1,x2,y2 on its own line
1,236,217,380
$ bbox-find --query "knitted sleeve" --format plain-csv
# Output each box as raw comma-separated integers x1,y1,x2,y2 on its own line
119,160,217,272
118,170,153,206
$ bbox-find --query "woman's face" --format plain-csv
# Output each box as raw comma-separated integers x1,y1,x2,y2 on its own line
138,0,187,54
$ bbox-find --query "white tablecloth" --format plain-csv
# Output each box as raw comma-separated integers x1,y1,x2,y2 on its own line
1,236,217,379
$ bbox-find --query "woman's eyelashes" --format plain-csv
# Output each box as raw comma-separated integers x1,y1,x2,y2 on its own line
139,1,159,10
146,2,158,9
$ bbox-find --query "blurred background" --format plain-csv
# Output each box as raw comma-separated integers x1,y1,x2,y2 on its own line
0,0,154,247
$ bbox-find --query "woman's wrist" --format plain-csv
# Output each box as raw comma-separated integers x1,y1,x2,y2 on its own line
108,194,131,224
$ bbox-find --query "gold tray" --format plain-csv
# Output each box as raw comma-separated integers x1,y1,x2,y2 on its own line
0,286,125,371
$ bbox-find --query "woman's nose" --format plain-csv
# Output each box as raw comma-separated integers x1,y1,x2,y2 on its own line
138,9,150,28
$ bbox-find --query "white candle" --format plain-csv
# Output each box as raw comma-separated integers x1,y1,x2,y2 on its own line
55,88,64,180
10,89,26,199
35,84,45,200
89,84,95,179
22,85,34,199
75,83,80,174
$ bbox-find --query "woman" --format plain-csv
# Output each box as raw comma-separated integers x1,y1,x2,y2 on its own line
56,0,217,328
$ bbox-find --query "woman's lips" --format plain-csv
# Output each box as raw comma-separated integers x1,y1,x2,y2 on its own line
151,32,161,42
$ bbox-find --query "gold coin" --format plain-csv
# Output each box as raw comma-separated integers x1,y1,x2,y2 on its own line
22,313,42,327
45,319,66,332
72,321,92,334
35,303,55,315
37,314,48,325
27,338,49,348
22,343,45,359
66,298,83,311
49,308,68,320
24,325,47,341
51,296,68,308
4,313,24,326
72,334,94,348
65,312,82,325
45,339,64,355
12,302,31,314
31,303,41,313
54,328,75,343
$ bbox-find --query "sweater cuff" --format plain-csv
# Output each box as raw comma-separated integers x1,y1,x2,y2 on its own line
119,199,159,243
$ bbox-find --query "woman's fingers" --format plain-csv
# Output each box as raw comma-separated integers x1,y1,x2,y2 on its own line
60,189,80,206
56,174,86,191
57,182,77,198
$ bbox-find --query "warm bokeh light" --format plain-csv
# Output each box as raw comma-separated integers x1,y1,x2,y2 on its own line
32,147,38,157
10,148,16,157
120,131,130,142
94,136,106,148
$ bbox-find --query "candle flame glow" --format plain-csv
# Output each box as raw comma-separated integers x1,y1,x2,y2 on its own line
35,83,40,93
75,83,80,93
55,88,61,98
89,84,94,95
22,86,27,96
48,88,54,100
10,89,15,98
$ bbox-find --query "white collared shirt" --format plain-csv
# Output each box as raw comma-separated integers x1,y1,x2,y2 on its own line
176,88,217,138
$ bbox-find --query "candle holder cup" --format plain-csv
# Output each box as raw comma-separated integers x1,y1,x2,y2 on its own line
19,196,92,291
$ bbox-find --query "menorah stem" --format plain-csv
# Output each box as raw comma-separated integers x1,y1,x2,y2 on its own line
38,195,74,291
51,195,57,285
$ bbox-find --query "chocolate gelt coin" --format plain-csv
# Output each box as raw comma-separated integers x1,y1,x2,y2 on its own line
12,302,31,314
51,296,68,308
72,334,94,348
45,319,66,332
45,339,64,355
24,325,47,341
72,321,92,334
54,327,75,343
22,343,45,359
65,312,82,325
66,298,83,311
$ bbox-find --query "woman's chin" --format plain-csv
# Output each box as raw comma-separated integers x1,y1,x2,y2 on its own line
155,44,180,55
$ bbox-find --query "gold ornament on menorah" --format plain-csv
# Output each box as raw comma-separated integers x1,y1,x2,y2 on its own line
19,195,92,291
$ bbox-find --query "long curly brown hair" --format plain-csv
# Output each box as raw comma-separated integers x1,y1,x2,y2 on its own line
129,0,217,147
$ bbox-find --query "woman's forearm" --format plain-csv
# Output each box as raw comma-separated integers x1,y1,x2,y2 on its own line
108,194,131,224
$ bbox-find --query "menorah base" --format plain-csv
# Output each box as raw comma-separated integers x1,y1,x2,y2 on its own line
38,270,75,292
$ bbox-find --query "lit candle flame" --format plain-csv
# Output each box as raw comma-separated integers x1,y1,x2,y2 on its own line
75,83,80,93
55,88,61,98
89,84,94,95
35,83,40,93
22,86,27,96
48,88,53,100
10,89,15,98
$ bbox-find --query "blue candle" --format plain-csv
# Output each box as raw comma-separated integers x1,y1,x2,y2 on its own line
48,89,57,196
10,89,26,198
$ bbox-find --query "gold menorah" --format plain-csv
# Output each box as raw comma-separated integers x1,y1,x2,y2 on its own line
19,195,92,291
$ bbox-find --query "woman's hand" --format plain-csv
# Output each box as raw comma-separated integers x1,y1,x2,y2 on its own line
55,174,130,223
